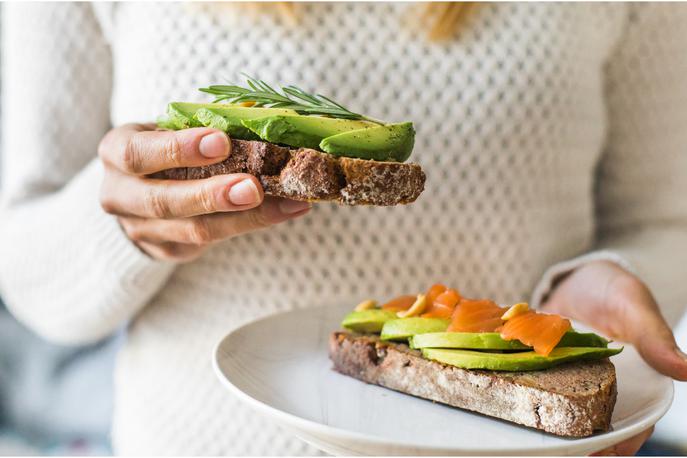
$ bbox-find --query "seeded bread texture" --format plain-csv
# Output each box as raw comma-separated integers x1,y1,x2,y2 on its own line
153,139,425,206
329,332,617,437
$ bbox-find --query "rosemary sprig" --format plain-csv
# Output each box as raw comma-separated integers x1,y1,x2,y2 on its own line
199,74,385,125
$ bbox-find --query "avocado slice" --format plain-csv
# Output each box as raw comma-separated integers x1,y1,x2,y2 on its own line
166,102,207,129
341,309,398,333
156,115,179,130
411,332,530,350
320,122,415,162
560,331,609,348
194,106,298,140
160,105,415,162
194,108,245,136
380,317,450,341
241,115,375,150
164,102,298,133
410,331,609,350
422,347,623,372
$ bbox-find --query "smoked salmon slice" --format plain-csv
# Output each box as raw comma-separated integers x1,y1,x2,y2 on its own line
422,286,460,319
447,299,506,333
382,295,417,312
500,311,572,356
425,284,448,306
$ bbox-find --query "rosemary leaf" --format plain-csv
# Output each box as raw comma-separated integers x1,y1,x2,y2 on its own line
198,74,385,125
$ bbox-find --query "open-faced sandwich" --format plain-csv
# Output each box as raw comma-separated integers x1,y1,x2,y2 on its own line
329,284,623,437
155,75,425,206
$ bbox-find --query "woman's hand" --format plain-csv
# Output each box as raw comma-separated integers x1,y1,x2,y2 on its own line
542,260,687,455
98,123,311,261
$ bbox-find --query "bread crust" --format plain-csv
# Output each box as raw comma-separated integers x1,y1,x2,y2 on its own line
329,332,617,437
153,139,425,206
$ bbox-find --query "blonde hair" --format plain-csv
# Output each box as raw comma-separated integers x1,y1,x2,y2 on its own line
418,2,476,41
202,2,475,42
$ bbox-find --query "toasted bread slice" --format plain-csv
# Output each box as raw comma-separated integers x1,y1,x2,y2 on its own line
329,332,617,437
153,139,425,206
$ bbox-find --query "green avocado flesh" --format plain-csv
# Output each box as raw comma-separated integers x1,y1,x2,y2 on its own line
341,310,398,333
159,103,414,162
409,331,609,350
380,318,451,341
422,347,623,372
195,107,296,139
241,115,376,150
320,122,415,162
165,102,297,135
165,102,203,129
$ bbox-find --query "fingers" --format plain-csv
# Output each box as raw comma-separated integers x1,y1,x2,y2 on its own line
545,261,687,382
122,197,311,262
611,277,687,381
590,427,654,456
635,329,687,381
98,123,315,264
98,124,231,175
119,197,312,245
101,172,265,218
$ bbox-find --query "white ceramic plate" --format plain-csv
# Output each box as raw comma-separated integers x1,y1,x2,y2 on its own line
213,304,674,455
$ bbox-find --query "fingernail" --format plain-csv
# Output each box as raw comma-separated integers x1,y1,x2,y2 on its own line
227,179,260,206
199,132,230,158
279,199,312,215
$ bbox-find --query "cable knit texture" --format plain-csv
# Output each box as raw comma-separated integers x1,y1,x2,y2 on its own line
1,2,686,455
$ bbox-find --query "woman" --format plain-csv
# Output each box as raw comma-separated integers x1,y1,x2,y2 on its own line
1,2,686,455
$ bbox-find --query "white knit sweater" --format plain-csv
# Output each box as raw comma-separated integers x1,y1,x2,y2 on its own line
1,2,686,455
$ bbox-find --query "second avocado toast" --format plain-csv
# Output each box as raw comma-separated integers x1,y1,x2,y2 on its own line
330,284,623,437
155,76,425,206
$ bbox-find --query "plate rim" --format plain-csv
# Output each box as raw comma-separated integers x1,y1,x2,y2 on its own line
212,307,675,455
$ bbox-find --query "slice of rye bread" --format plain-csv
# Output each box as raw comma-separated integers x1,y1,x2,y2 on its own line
152,139,426,206
329,332,618,438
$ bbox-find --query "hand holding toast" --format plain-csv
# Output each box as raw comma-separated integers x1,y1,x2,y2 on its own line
543,260,687,455
97,123,311,261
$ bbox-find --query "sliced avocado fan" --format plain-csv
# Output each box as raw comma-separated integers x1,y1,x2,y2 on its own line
339,307,620,371
158,103,415,162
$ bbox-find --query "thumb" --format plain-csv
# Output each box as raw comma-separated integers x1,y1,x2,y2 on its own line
634,328,687,382
622,293,687,381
